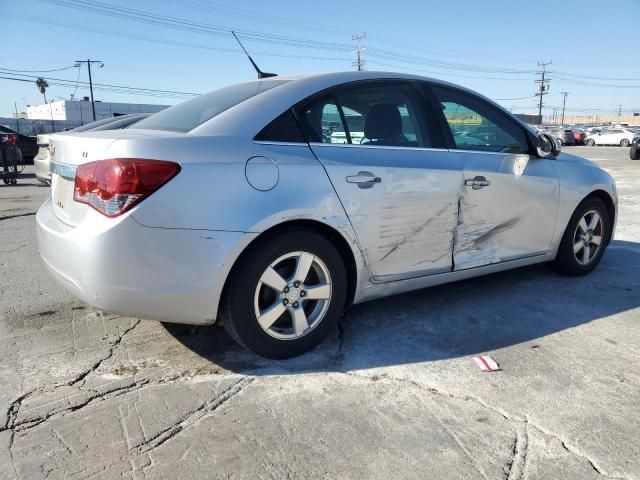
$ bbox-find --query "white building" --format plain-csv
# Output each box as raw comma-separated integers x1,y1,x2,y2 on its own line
26,98,169,123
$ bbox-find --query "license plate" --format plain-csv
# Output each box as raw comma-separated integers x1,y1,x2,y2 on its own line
53,176,70,210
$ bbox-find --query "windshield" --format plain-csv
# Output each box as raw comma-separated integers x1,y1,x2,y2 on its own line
132,80,290,133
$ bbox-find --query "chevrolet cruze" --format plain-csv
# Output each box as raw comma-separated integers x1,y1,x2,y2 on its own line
37,71,617,358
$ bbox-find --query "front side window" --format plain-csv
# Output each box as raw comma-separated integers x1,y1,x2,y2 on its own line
295,82,431,148
431,86,529,154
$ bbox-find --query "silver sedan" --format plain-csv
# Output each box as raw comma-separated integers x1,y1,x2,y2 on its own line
36,71,617,358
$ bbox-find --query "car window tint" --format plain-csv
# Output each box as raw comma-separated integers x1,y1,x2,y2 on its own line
336,83,429,147
431,86,528,154
255,110,306,143
295,95,345,143
133,80,290,133
295,82,431,147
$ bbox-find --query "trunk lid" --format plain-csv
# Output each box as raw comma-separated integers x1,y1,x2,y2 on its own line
48,129,176,227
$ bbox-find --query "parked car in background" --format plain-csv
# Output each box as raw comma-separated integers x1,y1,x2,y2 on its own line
543,127,576,146
37,71,618,359
34,114,151,184
585,128,637,147
573,129,586,145
0,125,37,161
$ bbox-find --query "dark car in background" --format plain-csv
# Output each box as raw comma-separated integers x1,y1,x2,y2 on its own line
631,137,640,160
543,127,576,146
0,125,38,161
573,129,586,145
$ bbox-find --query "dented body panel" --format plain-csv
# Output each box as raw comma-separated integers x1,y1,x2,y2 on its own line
308,143,462,280
450,152,560,269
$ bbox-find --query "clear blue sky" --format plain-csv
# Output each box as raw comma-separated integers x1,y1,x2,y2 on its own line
1,0,638,120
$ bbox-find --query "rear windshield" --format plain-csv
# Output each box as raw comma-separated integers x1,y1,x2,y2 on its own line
132,80,290,133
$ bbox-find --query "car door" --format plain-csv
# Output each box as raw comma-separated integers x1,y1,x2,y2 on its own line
295,81,463,281
427,85,560,270
600,130,617,145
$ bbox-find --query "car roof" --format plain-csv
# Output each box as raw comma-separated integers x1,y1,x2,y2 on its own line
191,70,535,138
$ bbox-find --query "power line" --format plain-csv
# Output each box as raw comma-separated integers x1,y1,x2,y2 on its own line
0,72,198,99
33,0,638,88
0,65,78,73
493,95,537,101
5,12,350,63
33,0,540,76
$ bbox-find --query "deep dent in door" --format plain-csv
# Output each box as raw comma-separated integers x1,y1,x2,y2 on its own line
452,154,546,269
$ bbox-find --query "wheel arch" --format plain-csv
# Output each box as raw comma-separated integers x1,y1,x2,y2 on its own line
585,189,616,245
218,219,360,318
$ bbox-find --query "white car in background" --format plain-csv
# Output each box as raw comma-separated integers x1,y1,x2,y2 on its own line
585,128,637,147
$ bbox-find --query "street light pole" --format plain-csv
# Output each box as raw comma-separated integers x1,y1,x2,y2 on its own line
75,59,104,121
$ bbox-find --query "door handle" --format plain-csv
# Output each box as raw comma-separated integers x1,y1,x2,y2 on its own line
347,171,382,188
464,176,491,190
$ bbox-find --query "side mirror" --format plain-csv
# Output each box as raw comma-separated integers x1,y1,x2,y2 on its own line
536,133,560,158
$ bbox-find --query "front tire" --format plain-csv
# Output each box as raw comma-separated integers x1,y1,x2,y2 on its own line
586,139,596,146
620,139,630,147
220,229,347,359
553,197,610,276
631,144,640,160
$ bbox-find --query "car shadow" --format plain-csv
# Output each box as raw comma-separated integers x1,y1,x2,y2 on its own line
164,239,640,374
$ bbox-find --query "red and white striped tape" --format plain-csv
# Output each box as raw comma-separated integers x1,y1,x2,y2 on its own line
472,355,501,372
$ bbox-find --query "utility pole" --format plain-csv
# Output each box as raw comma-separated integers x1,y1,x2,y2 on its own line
535,61,552,124
14,102,20,134
75,59,104,121
560,92,568,125
618,104,622,124
351,33,366,71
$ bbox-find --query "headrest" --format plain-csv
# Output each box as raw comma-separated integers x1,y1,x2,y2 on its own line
364,103,402,139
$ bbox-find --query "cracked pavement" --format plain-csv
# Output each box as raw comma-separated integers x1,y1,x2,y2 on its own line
1,149,639,479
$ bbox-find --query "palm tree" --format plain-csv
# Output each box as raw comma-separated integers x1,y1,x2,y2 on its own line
36,77,49,103
36,77,54,131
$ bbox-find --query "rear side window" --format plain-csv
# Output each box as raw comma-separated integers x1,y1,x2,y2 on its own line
431,86,529,154
133,80,290,133
255,110,305,143
295,82,432,148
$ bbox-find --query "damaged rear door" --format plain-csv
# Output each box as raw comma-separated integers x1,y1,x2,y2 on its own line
429,85,559,270
295,81,462,280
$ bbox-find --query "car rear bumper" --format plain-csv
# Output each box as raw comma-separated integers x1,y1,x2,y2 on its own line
36,197,252,325
34,156,51,182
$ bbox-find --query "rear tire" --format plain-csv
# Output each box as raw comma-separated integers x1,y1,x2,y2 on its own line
631,145,640,160
586,139,595,146
553,197,610,276
620,139,630,147
219,229,347,359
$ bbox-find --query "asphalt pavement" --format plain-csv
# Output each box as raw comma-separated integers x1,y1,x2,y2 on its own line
1,146,639,479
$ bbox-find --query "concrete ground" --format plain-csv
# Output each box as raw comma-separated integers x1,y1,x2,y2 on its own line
1,147,639,479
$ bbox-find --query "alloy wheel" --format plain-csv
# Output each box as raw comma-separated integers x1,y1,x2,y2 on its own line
572,210,603,266
253,251,332,340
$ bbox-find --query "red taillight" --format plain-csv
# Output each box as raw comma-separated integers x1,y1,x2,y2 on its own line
73,159,180,217
1,134,17,145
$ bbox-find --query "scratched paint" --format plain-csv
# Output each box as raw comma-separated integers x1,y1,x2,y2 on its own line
310,144,463,279
453,152,559,270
